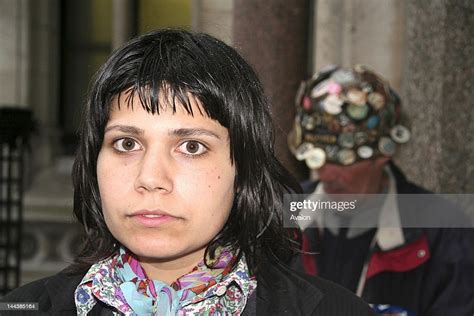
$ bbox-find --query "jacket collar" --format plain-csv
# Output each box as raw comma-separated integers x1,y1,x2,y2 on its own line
256,260,324,314
45,270,85,312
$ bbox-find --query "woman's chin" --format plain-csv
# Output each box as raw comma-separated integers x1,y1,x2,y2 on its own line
122,239,205,265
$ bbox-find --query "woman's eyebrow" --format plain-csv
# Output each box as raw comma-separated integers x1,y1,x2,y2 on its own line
105,125,221,140
169,128,221,140
104,125,144,135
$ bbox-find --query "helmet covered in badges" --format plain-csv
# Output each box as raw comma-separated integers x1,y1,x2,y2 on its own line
288,65,410,169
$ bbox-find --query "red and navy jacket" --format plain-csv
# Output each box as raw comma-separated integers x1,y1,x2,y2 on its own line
299,163,474,316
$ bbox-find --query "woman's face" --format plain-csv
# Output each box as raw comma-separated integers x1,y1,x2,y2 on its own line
97,92,236,272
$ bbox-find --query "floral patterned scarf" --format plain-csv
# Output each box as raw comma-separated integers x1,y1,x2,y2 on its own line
75,246,256,315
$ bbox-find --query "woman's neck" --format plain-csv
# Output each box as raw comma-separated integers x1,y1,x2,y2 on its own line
137,248,205,284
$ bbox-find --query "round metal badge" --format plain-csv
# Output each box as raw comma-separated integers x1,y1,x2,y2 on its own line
357,145,374,159
303,96,312,110
354,131,369,145
331,69,356,85
305,147,327,169
338,132,355,148
367,92,385,110
346,88,367,106
378,137,396,156
294,142,315,161
337,149,356,165
366,115,379,129
327,81,342,95
346,104,369,120
390,125,411,143
311,79,330,99
321,94,343,115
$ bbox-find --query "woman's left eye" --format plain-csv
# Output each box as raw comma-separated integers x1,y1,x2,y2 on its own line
177,141,207,156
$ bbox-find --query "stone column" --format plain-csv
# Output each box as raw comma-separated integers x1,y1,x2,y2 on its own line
312,0,405,91
0,0,30,106
28,0,60,172
311,0,344,72
112,0,137,49
0,0,60,173
233,0,310,180
398,0,474,193
192,0,233,45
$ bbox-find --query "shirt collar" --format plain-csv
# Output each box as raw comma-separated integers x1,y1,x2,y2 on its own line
374,166,405,250
186,254,256,305
74,251,256,315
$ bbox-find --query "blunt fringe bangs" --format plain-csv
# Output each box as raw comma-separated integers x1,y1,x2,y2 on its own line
71,29,301,274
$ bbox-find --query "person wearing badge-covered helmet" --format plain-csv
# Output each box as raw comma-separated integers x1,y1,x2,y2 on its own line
288,64,410,174
288,65,474,316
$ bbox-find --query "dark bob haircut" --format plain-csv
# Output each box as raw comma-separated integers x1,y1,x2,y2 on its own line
71,29,301,274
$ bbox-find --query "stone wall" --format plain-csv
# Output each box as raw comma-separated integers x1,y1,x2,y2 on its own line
398,0,474,193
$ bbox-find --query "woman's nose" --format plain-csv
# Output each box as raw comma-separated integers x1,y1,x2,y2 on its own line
134,150,173,193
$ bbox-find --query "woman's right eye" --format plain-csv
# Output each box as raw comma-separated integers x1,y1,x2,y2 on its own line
113,137,142,152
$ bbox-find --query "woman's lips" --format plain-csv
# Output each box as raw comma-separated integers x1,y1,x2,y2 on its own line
129,210,178,227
